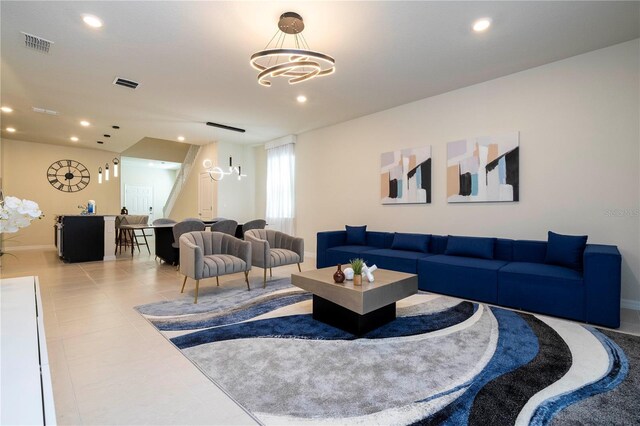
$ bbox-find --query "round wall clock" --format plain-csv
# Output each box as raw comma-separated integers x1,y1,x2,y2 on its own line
47,159,91,192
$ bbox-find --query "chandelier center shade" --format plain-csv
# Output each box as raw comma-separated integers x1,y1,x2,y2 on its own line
250,12,335,87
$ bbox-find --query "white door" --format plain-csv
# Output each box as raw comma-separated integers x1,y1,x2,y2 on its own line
124,185,153,233
198,172,215,220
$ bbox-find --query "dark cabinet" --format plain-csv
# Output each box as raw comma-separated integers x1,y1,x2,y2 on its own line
60,216,104,262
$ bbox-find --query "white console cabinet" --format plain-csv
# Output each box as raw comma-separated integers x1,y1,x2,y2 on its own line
1,276,56,425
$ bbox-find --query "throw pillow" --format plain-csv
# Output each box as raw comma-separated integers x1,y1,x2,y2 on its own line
345,225,367,245
445,236,495,259
391,233,430,253
545,231,588,271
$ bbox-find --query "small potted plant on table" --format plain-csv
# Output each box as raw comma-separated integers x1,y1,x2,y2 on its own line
350,258,364,286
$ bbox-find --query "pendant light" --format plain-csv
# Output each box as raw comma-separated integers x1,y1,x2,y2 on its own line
250,12,335,87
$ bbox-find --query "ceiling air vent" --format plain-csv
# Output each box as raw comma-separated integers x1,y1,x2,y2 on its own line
32,107,58,115
112,77,139,89
21,32,54,53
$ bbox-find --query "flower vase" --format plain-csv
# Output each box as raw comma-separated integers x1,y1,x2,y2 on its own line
333,264,345,283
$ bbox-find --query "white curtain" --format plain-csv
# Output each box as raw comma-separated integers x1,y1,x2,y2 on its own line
266,143,295,235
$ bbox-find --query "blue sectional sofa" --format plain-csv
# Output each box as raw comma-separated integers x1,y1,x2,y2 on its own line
316,229,622,328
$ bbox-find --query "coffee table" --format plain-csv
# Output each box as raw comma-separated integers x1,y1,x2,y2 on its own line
291,266,418,335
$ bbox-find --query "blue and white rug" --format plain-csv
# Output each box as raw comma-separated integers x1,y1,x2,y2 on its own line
136,279,639,425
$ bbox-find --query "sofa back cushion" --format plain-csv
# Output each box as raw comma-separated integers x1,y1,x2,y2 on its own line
366,231,395,249
545,231,588,271
391,233,431,253
345,225,367,245
513,240,547,263
430,235,449,254
445,235,496,259
494,239,514,261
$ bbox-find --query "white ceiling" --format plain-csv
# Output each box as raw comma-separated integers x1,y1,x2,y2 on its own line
1,1,638,153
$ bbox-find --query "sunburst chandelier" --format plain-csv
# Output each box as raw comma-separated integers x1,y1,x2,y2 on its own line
250,12,335,87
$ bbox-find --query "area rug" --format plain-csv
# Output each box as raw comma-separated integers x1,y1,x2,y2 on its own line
136,279,640,425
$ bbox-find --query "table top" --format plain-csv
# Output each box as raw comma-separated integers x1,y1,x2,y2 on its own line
291,266,418,315
119,224,156,229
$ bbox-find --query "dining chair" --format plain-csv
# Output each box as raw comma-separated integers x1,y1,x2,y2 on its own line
210,219,238,236
241,219,267,238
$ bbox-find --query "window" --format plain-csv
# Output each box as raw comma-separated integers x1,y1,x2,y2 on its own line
266,143,295,235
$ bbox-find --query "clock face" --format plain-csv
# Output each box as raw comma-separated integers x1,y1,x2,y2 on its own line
47,159,91,192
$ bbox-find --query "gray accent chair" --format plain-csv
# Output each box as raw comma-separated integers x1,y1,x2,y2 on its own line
210,219,238,236
152,218,177,225
179,231,252,303
245,229,304,287
242,219,267,238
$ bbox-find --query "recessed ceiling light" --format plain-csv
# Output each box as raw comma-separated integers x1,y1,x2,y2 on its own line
1,106,13,113
112,125,120,129
70,136,79,142
97,141,104,144
104,134,111,138
82,14,103,28
473,18,492,32
6,127,16,133
80,120,90,127
296,95,307,103
177,136,185,142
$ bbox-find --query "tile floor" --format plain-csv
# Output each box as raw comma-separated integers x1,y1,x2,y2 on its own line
1,245,639,425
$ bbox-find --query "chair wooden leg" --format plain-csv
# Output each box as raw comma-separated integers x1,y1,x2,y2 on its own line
244,271,251,291
216,276,219,287
141,231,151,254
269,268,272,278
297,263,301,272
263,268,267,288
181,276,187,293
194,280,200,304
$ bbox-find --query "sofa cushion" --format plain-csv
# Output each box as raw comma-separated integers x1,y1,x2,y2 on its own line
345,225,367,245
545,231,588,271
327,245,378,256
513,240,547,263
424,254,508,271
363,249,433,274
445,236,495,260
430,235,448,254
498,262,584,322
500,262,582,281
391,233,430,253
417,255,508,303
326,245,379,267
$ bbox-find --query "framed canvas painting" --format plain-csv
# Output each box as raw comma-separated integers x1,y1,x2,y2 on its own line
381,146,431,204
447,132,519,203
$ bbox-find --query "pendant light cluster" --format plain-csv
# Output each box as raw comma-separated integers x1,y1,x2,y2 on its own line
98,158,119,184
250,12,335,87
203,157,247,182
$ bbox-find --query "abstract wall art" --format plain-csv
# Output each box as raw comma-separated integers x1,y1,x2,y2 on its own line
381,146,431,204
447,132,519,203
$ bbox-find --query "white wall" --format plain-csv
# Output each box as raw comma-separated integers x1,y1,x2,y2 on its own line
1,138,121,248
120,161,177,222
294,40,640,305
216,141,257,223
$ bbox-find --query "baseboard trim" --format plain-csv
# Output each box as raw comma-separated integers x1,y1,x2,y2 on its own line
3,245,56,252
103,255,116,261
621,298,640,311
